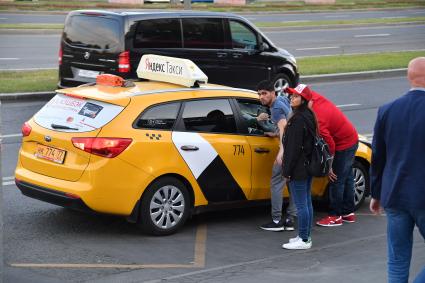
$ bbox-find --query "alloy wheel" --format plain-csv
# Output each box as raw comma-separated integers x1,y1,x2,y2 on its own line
149,185,185,229
353,167,366,207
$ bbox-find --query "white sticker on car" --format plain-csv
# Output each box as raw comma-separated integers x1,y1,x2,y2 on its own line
34,93,124,132
172,132,217,179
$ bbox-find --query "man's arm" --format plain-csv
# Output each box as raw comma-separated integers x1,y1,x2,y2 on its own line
275,118,287,165
370,107,387,206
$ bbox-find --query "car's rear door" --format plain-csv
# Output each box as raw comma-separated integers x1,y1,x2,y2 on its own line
172,98,252,203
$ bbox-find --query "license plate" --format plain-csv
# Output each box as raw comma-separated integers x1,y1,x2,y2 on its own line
35,144,66,164
78,69,99,78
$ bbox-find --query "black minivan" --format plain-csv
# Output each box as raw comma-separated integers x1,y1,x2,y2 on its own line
59,10,299,91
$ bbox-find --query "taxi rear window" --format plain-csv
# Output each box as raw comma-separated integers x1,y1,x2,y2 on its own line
33,93,124,133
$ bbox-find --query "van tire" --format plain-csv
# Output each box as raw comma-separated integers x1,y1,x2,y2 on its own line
272,73,291,95
139,177,190,235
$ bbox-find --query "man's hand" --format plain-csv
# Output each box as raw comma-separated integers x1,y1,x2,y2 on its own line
257,113,269,121
274,149,283,165
264,131,277,137
370,198,382,215
328,168,337,182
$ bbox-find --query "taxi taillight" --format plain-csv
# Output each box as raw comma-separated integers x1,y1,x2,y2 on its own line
71,137,132,158
118,51,130,73
96,74,124,87
21,122,32,137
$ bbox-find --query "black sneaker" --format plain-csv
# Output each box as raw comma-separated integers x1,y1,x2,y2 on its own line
283,216,295,231
260,220,284,231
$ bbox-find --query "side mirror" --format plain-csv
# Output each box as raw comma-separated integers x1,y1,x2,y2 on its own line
258,42,269,52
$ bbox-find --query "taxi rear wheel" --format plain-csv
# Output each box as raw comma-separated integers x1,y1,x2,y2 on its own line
139,177,190,236
353,160,369,210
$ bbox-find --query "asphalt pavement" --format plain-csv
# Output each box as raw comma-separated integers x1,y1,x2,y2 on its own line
1,73,424,283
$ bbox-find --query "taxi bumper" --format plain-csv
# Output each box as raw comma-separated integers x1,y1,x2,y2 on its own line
15,179,93,213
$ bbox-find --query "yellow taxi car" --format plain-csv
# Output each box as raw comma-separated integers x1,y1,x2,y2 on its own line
15,55,372,235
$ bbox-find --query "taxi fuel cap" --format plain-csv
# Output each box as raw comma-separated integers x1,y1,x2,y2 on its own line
136,54,208,88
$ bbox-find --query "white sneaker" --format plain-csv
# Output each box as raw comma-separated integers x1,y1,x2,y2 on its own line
289,235,300,243
289,236,311,243
282,238,312,250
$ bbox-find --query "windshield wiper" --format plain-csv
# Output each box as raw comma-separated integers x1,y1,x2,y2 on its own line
51,124,79,130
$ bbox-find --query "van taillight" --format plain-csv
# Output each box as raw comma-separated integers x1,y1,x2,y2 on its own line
21,122,32,137
118,51,130,73
59,46,63,66
71,137,132,158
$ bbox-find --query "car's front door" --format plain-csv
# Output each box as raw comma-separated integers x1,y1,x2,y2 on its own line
173,98,252,203
223,20,269,90
233,98,279,200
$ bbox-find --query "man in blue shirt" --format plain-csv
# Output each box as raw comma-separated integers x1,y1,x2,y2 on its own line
370,57,425,283
256,80,296,231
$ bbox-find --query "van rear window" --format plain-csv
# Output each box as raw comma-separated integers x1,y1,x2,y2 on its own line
34,94,124,133
63,15,120,50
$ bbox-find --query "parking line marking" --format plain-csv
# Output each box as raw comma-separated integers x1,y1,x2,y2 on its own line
0,58,19,60
296,46,339,51
354,33,390,38
193,223,207,267
2,181,15,186
10,224,207,269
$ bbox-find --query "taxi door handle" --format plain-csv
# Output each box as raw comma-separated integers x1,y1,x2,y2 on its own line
181,145,199,151
216,52,228,58
232,53,243,59
254,147,270,153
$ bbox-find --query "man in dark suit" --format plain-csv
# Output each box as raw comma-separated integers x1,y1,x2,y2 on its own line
370,57,425,283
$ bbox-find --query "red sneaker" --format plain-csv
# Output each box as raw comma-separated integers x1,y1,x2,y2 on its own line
342,213,356,223
316,216,343,227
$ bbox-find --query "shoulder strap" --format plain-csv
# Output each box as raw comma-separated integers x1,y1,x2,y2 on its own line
299,112,317,138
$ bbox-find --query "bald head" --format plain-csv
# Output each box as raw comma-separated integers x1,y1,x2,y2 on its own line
407,57,425,88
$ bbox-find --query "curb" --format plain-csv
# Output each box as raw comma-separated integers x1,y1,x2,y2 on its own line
301,68,406,84
0,68,406,101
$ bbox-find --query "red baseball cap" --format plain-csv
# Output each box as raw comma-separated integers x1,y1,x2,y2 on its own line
285,84,313,101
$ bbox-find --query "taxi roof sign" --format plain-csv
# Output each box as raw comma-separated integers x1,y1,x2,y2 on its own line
136,54,208,88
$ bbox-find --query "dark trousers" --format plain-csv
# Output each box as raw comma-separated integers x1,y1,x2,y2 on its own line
328,142,358,216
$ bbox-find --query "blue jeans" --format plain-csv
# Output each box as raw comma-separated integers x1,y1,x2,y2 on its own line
328,143,358,216
385,208,425,283
288,177,313,241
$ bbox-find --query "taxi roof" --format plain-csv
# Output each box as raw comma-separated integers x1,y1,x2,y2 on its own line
56,81,257,107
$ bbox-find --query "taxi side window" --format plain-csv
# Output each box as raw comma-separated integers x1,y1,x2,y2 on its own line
181,99,237,134
134,102,181,130
236,99,275,135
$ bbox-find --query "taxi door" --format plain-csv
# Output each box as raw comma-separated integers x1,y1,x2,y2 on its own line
173,98,252,203
234,98,280,200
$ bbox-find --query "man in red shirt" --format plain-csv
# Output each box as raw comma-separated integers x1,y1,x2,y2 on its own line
286,84,359,226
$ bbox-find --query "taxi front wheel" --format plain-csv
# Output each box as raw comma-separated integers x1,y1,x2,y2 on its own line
139,177,190,235
353,160,369,210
